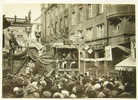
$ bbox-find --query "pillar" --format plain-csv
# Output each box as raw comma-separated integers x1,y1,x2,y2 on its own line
104,61,112,73
78,48,80,72
94,51,100,75
94,51,100,67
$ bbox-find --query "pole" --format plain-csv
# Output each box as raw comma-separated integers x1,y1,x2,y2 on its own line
78,46,80,72
83,53,86,73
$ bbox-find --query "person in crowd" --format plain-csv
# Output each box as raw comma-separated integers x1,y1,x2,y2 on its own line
4,60,136,98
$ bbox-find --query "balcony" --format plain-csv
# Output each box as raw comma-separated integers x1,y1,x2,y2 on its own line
106,5,135,20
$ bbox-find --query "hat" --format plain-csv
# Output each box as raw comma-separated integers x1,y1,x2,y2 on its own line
87,90,97,98
70,94,77,98
14,87,24,97
61,90,69,98
103,81,109,87
33,92,40,98
93,83,101,90
53,92,64,98
13,87,19,92
97,92,106,98
43,91,52,98
118,85,125,91
103,88,111,97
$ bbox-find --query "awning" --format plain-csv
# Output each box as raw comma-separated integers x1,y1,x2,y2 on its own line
52,44,77,49
115,56,136,71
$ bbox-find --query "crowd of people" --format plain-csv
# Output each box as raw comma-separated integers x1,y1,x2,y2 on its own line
3,60,136,98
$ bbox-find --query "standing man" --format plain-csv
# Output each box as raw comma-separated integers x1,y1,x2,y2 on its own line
9,31,18,73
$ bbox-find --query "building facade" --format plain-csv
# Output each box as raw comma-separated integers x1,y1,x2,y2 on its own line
3,14,32,50
41,4,135,73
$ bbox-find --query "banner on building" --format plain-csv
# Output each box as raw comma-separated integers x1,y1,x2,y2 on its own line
105,46,112,61
80,46,112,62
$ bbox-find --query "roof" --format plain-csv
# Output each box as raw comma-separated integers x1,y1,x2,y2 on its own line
115,56,136,67
115,56,136,71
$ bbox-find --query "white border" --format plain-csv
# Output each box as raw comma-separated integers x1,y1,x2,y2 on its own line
0,0,137,100
2,0,136,4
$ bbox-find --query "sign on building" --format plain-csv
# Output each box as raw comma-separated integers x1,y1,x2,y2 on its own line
105,46,112,61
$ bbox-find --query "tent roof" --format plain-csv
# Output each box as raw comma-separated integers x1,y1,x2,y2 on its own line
115,56,136,67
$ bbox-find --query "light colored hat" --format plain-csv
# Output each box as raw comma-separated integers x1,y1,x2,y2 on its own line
31,81,38,87
103,81,109,87
33,92,40,98
97,92,106,98
70,94,77,98
43,91,52,98
53,92,64,98
118,85,125,91
61,90,69,98
13,87,19,92
94,83,101,90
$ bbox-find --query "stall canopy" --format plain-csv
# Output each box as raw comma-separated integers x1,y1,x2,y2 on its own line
52,44,77,49
115,56,136,71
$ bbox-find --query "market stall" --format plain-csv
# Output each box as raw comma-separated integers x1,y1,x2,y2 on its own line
52,44,80,72
115,56,136,83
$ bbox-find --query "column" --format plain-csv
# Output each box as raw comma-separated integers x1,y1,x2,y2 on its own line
78,47,80,72
94,51,100,75
94,51,100,67
104,61,112,73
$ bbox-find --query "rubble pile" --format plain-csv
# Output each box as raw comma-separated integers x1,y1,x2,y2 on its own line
3,60,136,98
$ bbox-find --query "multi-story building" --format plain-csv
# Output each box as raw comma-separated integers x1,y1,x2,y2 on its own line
3,14,32,50
41,4,135,74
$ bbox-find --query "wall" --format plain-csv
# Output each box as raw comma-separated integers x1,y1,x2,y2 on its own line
40,4,135,73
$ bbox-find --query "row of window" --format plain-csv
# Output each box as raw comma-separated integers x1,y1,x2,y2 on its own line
45,4,104,38
88,4,104,17
84,23,105,40
71,4,104,25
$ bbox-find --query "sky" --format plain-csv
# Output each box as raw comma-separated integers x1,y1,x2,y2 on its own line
3,4,41,22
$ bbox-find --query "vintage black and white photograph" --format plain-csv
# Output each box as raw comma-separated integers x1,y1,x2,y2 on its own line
2,4,136,98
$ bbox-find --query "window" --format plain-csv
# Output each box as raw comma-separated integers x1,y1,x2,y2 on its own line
79,7,84,22
113,23,120,32
88,4,93,17
96,24,104,38
116,24,119,31
98,4,104,14
17,35,23,38
71,11,77,25
60,18,64,30
64,15,68,27
86,27,93,41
